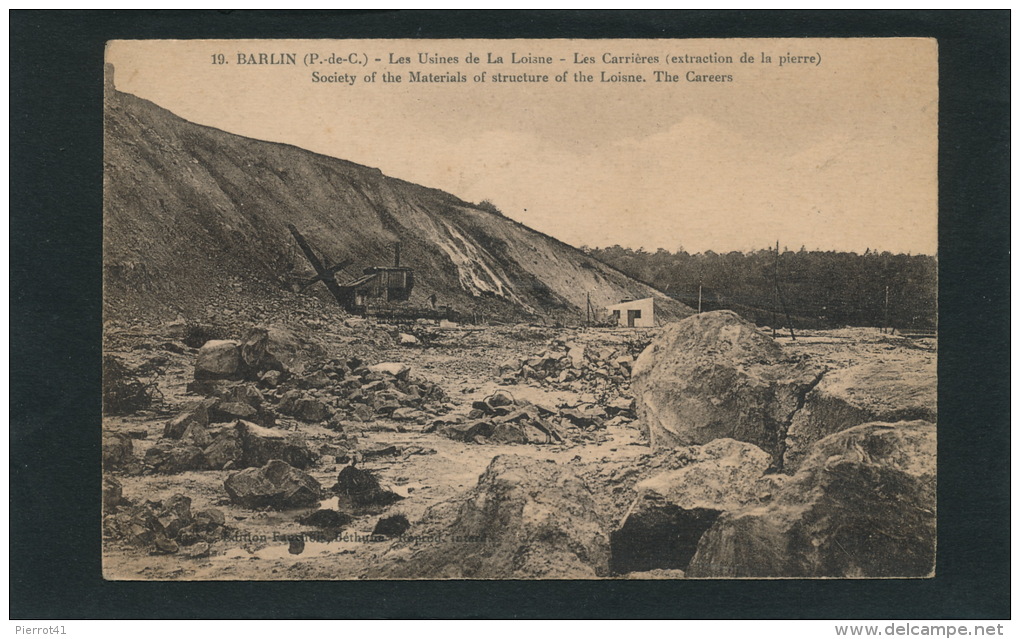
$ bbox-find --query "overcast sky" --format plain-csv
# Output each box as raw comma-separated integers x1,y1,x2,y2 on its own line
107,38,937,255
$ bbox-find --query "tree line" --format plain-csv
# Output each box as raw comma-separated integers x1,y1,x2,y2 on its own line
584,245,937,331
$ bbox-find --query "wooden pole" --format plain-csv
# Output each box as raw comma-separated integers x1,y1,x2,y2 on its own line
698,285,702,314
287,224,348,309
884,285,890,334
773,240,796,340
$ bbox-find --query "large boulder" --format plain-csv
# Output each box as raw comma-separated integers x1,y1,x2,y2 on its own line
194,340,242,380
631,311,823,458
224,459,322,510
239,325,325,376
374,455,610,579
235,420,317,469
611,439,778,574
783,360,937,471
687,420,936,578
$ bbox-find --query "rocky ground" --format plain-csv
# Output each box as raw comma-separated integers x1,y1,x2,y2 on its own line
102,305,936,581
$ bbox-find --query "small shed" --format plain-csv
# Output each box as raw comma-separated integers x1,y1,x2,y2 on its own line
340,266,414,310
607,297,655,328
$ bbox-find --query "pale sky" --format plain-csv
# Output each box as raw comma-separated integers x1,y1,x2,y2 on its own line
107,38,938,255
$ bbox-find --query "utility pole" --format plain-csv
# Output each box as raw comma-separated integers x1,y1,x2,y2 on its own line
774,240,796,341
586,292,591,327
698,284,703,314
883,285,890,334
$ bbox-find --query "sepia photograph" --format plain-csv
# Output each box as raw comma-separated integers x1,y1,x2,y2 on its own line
99,37,939,581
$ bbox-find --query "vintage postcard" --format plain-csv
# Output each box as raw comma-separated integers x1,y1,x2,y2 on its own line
102,38,937,580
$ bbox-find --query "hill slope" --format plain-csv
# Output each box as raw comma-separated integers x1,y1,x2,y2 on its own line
103,83,691,324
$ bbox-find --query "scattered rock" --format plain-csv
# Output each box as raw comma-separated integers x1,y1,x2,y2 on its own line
687,421,936,578
210,401,259,423
202,430,243,470
361,444,400,460
372,514,411,538
223,384,265,408
398,333,419,346
487,390,515,408
298,509,353,529
102,431,137,470
368,362,410,378
163,400,213,439
239,325,325,377
297,369,331,390
152,536,180,555
180,422,213,448
631,310,823,459
224,460,322,510
566,343,587,368
160,341,187,354
438,395,563,445
489,422,527,444
439,420,493,442
259,370,282,388
179,322,230,349
351,404,375,422
183,541,211,559
605,397,636,419
103,476,123,513
104,492,228,553
143,442,205,474
391,407,425,421
332,465,404,508
291,397,331,423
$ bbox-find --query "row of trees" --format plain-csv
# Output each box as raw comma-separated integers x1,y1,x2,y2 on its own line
584,245,937,330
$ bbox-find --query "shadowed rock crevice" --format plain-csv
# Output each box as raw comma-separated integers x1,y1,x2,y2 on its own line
610,498,722,574
771,368,828,473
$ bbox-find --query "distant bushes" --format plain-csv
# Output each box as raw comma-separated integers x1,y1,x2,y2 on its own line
585,245,937,330
475,199,504,216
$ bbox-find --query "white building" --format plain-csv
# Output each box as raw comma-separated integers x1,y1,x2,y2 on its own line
607,297,655,328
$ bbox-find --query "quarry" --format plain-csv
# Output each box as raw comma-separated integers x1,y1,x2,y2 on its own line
102,306,936,580
101,75,937,581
